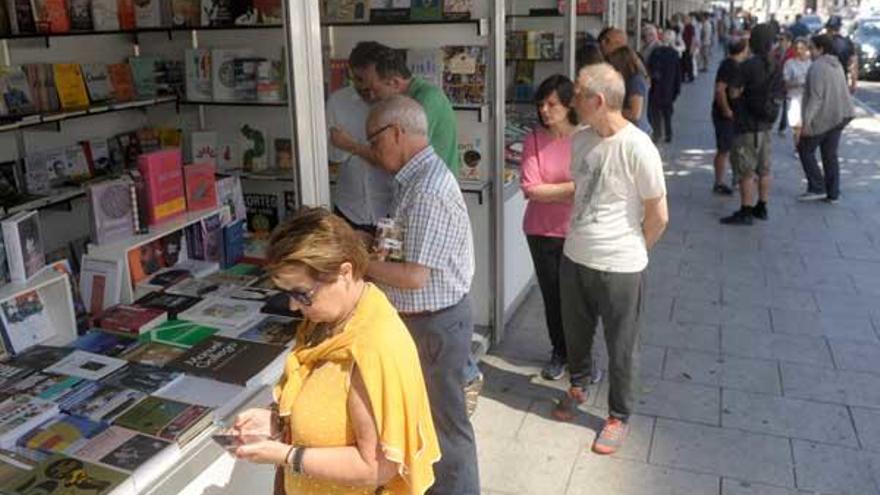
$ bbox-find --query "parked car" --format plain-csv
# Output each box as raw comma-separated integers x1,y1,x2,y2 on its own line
801,14,824,33
854,17,880,79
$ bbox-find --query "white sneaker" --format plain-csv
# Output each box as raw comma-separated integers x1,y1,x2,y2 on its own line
797,192,825,201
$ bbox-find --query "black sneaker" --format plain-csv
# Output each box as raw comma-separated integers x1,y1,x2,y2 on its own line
541,354,566,381
713,183,734,195
752,201,768,220
720,208,754,225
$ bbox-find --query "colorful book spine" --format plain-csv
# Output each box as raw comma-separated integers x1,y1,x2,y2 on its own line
137,148,185,226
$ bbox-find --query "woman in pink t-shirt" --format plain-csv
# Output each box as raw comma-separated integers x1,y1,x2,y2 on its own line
520,75,578,381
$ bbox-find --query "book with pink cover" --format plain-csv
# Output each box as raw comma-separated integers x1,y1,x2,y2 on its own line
183,163,217,213
137,149,185,226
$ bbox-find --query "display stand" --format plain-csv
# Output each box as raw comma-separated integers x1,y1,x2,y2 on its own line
0,268,77,345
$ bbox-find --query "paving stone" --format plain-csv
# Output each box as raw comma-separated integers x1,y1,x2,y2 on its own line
851,407,880,452
650,418,795,487
647,277,721,304
663,348,781,395
814,291,878,317
565,455,720,495
721,478,819,495
770,308,878,342
642,321,720,353
640,344,665,379
477,435,578,495
634,378,720,426
791,440,880,495
780,362,880,408
721,327,834,367
673,298,771,331
721,389,858,447
470,393,531,440
721,284,818,312
644,295,675,321
829,339,880,375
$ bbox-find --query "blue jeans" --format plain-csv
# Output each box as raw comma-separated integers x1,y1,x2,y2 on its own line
403,296,480,495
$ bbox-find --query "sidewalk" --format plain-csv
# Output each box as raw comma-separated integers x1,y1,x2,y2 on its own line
475,55,880,495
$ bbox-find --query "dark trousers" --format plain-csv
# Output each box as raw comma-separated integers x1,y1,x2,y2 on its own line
778,97,789,132
797,125,844,199
649,101,674,141
526,235,566,359
560,255,643,420
402,296,480,495
682,50,694,81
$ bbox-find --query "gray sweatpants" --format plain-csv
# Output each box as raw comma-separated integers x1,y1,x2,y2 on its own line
560,255,643,420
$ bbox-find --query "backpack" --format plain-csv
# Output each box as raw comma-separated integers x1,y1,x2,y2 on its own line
831,34,854,74
744,56,785,124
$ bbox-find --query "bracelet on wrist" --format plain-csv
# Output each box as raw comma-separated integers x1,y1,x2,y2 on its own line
284,446,296,467
291,447,306,475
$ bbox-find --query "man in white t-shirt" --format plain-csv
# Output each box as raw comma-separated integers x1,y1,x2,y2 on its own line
551,63,668,455
325,51,394,232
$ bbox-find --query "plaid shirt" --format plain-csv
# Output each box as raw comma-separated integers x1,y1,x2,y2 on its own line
379,146,474,313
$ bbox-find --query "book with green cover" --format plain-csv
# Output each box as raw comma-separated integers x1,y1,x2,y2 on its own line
0,454,128,495
112,396,212,446
140,319,218,348
410,0,440,19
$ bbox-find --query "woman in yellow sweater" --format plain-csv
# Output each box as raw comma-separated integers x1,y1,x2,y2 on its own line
230,207,440,495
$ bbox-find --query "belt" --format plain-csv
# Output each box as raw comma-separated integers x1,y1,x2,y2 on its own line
399,296,465,318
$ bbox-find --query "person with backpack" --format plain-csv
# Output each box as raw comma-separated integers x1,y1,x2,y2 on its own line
720,23,785,225
825,15,858,94
796,34,855,203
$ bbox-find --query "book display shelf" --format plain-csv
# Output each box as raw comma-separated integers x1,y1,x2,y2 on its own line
0,269,77,345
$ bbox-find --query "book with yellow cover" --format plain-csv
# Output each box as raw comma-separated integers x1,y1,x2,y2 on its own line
52,63,90,110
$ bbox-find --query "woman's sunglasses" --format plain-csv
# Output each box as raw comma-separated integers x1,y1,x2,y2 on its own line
277,282,322,307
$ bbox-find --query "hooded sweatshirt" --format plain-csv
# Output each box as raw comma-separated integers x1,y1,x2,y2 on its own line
801,54,855,137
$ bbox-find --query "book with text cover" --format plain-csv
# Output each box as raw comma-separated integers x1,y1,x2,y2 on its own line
73,426,178,475
133,0,161,26
67,0,91,29
107,63,134,102
442,45,487,105
33,0,70,32
79,255,123,315
45,351,127,381
369,0,409,22
23,64,60,114
52,63,89,110
189,130,217,167
244,192,279,238
0,66,37,116
0,291,54,355
0,395,58,449
184,48,211,101
227,315,296,347
80,137,111,175
210,49,253,101
89,0,116,29
112,395,212,446
119,341,185,366
87,178,134,245
95,304,167,336
103,362,181,394
215,175,245,222
200,0,234,26
322,0,368,22
406,48,443,88
63,384,145,423
183,162,217,212
169,335,285,387
81,63,112,103
137,148,185,226
72,331,138,357
129,56,159,99
176,296,264,329
17,414,108,456
1,211,44,283
457,135,482,180
133,291,201,318
0,453,129,494
155,375,245,420
140,319,218,348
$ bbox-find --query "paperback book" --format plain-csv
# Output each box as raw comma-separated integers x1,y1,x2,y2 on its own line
95,304,167,337
176,296,264,329
322,0,368,22
79,255,123,315
87,178,135,245
0,290,53,355
81,63,112,103
1,372,85,404
0,453,128,494
210,49,253,101
71,331,138,358
0,66,37,116
137,148,185,226
184,48,212,101
140,319,218,348
239,124,268,171
107,63,135,102
102,362,181,394
5,345,72,371
164,277,236,299
52,63,90,110
215,175,245,222
154,375,245,420
44,350,127,381
442,45,487,105
133,291,201,318
1,211,44,283
17,414,108,456
243,192,279,238
183,162,217,212
33,0,71,32
89,0,117,29
62,383,145,422
0,395,59,449
22,64,60,114
370,0,409,22
133,0,161,27
119,341,186,367
169,335,285,387
189,130,217,167
73,425,177,473
129,56,159,99
67,0,92,29
0,363,34,391
112,395,212,446
170,0,197,25
227,315,296,346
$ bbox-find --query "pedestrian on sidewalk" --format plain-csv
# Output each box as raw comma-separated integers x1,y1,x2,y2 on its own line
682,15,697,82
720,23,784,225
551,63,668,456
796,34,855,204
607,46,653,136
783,38,812,149
598,27,628,57
711,37,749,195
699,13,714,72
774,32,794,135
365,96,480,494
519,75,578,381
647,30,683,143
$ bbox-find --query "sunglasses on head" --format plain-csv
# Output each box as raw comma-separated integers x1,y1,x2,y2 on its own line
276,281,323,307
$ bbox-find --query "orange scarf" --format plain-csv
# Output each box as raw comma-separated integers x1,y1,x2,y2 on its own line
273,284,440,495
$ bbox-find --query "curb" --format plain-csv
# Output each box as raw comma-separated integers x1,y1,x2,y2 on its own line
853,93,880,119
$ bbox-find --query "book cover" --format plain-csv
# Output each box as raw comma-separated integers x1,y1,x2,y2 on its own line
458,136,482,180
183,162,217,213
243,192,278,238
322,0,367,22
107,63,134,102
64,383,143,423
273,138,292,170
0,453,128,494
369,0,409,22
164,277,233,299
22,64,60,114
170,0,196,25
102,362,181,394
233,315,296,346
176,296,263,329
67,0,90,29
169,335,284,386
62,144,90,181
1,372,85,404
406,48,443,88
0,449,38,487
89,0,115,29
410,0,440,20
0,290,53,354
80,138,111,175
1,211,44,283
119,341,185,366
10,0,37,33
442,45,486,105
87,178,134,245
71,331,138,357
81,63,111,103
133,292,200,318
74,426,174,472
255,59,283,103
189,130,217,167
220,219,244,269
215,175,245,222
116,0,133,28
210,49,252,101
6,345,72,371
154,375,245,420
52,63,89,110
112,396,211,445
0,363,34,391
141,319,217,349
442,0,469,18
128,56,159,99
184,48,211,101
0,395,58,449
45,351,127,381
22,153,50,195
33,0,70,32
133,0,160,26
157,127,181,148
137,148,185,226
96,304,167,336
200,0,233,26
0,66,37,116
79,256,123,315
17,414,108,456
232,57,258,101
252,0,278,23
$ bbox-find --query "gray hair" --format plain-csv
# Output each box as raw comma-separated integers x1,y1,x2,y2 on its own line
578,63,626,112
662,29,678,46
367,95,428,137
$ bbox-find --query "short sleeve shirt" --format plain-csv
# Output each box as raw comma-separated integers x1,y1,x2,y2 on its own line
624,73,652,134
406,77,460,177
713,58,739,117
730,56,774,133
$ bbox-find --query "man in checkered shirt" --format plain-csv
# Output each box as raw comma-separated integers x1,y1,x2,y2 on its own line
366,95,479,495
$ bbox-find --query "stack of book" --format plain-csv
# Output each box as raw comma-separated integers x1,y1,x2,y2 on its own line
320,0,473,23
506,31,564,61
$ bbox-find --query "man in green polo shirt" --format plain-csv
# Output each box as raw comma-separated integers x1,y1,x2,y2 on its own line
329,41,460,176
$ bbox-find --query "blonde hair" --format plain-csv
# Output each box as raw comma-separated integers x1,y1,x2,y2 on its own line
267,207,369,282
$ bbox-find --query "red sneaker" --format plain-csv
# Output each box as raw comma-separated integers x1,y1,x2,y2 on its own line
551,387,587,421
592,417,629,455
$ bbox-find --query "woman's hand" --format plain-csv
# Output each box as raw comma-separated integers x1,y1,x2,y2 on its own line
232,408,276,438
234,440,291,465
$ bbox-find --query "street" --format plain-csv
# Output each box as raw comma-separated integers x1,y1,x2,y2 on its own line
856,80,880,115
